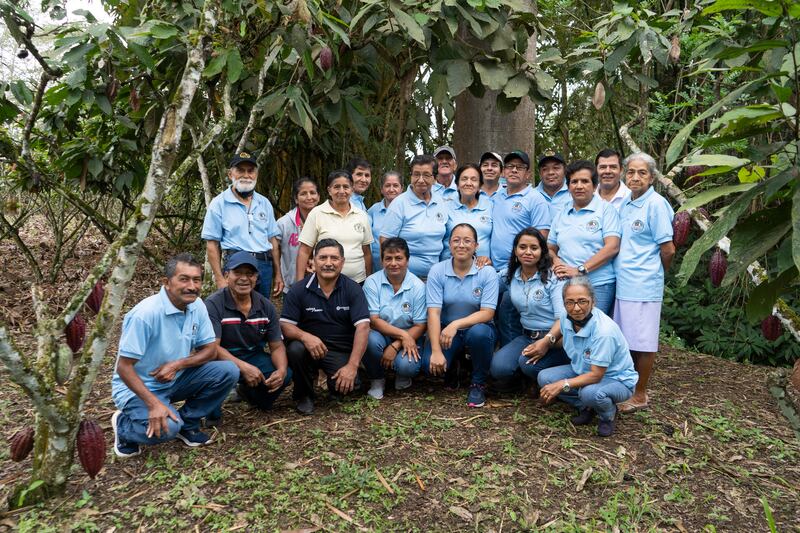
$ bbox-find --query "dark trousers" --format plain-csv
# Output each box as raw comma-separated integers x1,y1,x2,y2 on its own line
286,340,360,400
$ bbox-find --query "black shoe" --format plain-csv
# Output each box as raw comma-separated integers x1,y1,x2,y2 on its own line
571,408,595,426
597,418,615,437
295,396,314,415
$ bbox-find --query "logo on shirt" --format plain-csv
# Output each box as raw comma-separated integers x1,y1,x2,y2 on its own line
191,323,198,338
257,211,268,221
435,212,446,223
532,289,544,301
472,287,482,299
631,219,645,233
585,219,600,233
354,222,364,232
511,202,523,213
305,307,323,313
584,348,592,359
288,233,300,247
336,305,350,311
480,215,490,224
401,302,411,314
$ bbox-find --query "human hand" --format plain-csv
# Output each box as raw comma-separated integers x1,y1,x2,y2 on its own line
263,368,287,392
146,400,179,439
475,256,493,269
539,382,563,405
150,361,180,383
332,363,358,394
522,338,549,363
380,344,399,369
429,351,447,376
553,264,579,279
399,333,420,361
302,334,328,359
240,361,266,388
439,324,458,350
272,275,285,296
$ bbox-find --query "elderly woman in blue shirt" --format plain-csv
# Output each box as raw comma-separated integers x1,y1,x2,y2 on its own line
537,277,638,437
395,223,498,408
380,154,450,279
548,160,620,315
489,227,568,388
613,152,675,413
441,164,493,267
367,171,403,271
362,238,427,400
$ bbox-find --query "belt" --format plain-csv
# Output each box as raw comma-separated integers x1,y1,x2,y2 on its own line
223,250,271,262
523,329,546,339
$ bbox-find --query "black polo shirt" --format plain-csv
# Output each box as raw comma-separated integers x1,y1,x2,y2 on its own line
205,288,281,357
280,273,370,354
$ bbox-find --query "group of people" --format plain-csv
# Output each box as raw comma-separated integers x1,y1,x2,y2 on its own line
109,146,676,458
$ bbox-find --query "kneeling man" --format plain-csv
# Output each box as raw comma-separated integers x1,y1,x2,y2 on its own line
281,239,370,414
111,253,239,457
205,251,291,420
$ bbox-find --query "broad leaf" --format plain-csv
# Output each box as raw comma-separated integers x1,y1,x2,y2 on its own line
503,74,530,99
746,266,797,322
446,60,473,97
723,205,791,285
389,3,426,46
203,52,228,78
703,0,783,17
683,154,750,168
792,184,800,278
678,183,756,212
474,62,511,91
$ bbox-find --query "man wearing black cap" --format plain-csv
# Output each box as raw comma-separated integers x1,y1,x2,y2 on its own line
535,150,572,215
201,152,284,299
204,251,291,422
432,145,459,201
479,151,504,198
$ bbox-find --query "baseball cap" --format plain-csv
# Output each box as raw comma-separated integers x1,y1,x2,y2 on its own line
537,150,566,167
229,151,258,168
224,251,259,272
480,151,503,167
503,150,531,167
433,145,456,159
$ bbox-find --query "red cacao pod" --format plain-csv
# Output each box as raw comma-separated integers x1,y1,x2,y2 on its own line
65,313,86,354
685,165,706,177
77,419,106,479
9,427,34,462
761,315,782,341
698,207,710,220
709,248,727,287
319,46,333,71
672,211,691,247
87,281,104,314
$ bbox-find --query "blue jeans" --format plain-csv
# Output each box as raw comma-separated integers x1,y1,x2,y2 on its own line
115,361,239,444
254,257,274,299
490,333,569,383
398,323,496,385
363,330,424,379
209,350,292,419
537,364,633,421
496,281,523,348
592,282,616,316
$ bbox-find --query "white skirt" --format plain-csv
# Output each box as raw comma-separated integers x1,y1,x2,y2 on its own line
613,299,662,352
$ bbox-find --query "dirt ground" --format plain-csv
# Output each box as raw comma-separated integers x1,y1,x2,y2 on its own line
1,226,799,532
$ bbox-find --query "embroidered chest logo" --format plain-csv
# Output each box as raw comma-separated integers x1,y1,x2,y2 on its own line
472,287,482,299
585,219,600,233
435,212,446,223
191,323,198,337
401,302,412,313
631,219,645,233
511,201,523,213
480,215,490,224
354,222,364,232
532,289,545,301
257,211,267,221
583,348,592,359
336,305,350,311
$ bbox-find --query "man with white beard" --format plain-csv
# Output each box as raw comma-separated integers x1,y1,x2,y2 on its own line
202,152,284,299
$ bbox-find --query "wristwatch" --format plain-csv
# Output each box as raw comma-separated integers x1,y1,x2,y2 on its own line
562,380,571,392
577,264,587,275
546,333,557,345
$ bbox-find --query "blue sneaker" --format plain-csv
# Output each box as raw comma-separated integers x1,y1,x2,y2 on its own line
176,428,213,447
467,383,487,408
111,410,141,458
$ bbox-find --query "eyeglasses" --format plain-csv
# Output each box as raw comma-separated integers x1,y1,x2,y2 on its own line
564,299,591,308
506,164,528,171
451,238,475,246
411,172,434,179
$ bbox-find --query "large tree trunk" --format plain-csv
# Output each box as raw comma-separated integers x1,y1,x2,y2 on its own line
453,2,537,163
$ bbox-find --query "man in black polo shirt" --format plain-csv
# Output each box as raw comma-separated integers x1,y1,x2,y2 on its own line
281,238,370,414
205,251,290,422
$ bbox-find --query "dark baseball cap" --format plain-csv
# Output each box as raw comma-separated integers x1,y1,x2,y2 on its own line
229,151,258,168
503,150,530,167
480,151,503,167
224,251,259,272
537,150,566,167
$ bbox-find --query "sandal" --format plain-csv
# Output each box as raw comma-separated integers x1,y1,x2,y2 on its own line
617,396,649,413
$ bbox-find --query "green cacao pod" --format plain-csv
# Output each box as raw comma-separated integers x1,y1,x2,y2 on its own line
9,427,34,461
77,419,106,479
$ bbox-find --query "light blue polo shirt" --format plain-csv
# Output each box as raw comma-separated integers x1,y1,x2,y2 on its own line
614,187,674,301
351,194,367,213
548,196,621,287
442,194,493,260
535,181,572,217
490,186,552,269
201,188,279,252
426,260,499,326
433,180,459,204
508,268,565,331
111,287,217,408
367,200,390,270
560,309,638,389
380,190,449,278
363,270,427,329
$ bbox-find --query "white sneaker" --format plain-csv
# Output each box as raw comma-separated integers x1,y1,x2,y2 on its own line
368,379,385,400
395,376,413,390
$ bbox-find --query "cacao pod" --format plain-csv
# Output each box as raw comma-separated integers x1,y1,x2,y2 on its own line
9,427,34,462
319,46,333,71
130,86,140,112
65,313,86,354
761,315,782,341
698,207,710,220
77,419,106,479
672,211,691,247
87,281,104,314
55,344,73,384
709,248,727,287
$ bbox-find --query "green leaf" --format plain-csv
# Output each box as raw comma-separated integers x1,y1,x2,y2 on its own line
723,205,791,285
389,3,426,46
533,70,556,98
678,183,757,212
62,42,96,67
446,60,473,97
346,98,369,142
684,154,750,168
503,74,530,99
474,62,511,91
150,23,178,39
666,78,763,166
604,34,637,73
746,266,797,321
128,43,156,71
10,81,33,106
227,49,244,83
792,184,800,277
703,0,782,17
716,39,788,60
0,97,20,122
737,165,766,183
88,157,103,177
95,94,112,115
203,51,228,78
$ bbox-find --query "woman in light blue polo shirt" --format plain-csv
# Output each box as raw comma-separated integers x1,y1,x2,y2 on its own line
489,227,568,389
613,152,675,413
362,238,427,400
441,164,493,266
380,154,449,279
395,223,498,408
537,277,638,437
367,171,403,271
548,160,620,314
